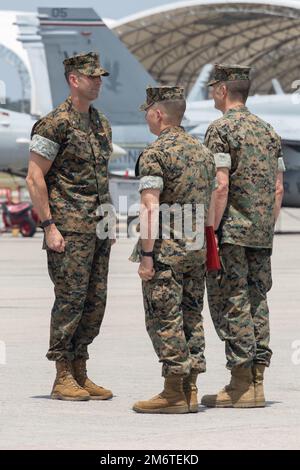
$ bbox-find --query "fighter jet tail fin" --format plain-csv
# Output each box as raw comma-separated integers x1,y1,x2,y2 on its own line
15,13,53,117
38,7,157,124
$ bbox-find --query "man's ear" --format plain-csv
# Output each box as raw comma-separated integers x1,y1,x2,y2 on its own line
69,73,79,88
156,107,163,121
221,84,228,99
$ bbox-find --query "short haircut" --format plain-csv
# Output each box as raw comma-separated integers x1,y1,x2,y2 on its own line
154,99,186,124
64,69,81,84
223,80,251,103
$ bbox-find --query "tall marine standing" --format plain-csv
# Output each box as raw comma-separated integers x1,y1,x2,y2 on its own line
203,64,285,408
26,52,114,401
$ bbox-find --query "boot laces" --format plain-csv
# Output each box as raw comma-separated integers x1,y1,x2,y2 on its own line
66,374,82,390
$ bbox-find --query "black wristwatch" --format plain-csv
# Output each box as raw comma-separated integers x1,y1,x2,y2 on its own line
41,218,55,229
141,250,154,257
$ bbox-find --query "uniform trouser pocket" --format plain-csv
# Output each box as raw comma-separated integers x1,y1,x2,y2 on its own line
142,265,191,377
211,244,256,369
246,247,272,366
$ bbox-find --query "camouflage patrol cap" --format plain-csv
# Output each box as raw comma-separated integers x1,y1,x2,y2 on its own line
63,52,109,77
208,64,251,86
140,86,185,111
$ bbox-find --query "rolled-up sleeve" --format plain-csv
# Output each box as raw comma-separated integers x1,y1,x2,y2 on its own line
139,175,164,192
30,117,61,161
214,152,232,169
29,134,60,161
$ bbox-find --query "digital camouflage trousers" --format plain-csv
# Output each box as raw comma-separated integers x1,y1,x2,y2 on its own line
206,243,273,369
142,259,206,377
46,232,111,362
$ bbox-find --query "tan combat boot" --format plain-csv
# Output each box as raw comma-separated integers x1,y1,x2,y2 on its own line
72,358,113,400
51,360,90,401
252,363,266,407
133,376,189,414
183,371,199,413
201,365,255,408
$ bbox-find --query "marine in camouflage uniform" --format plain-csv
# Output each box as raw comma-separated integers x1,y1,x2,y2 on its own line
28,52,113,401
131,86,216,413
202,64,285,408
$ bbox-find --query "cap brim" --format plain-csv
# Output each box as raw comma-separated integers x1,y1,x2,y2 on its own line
207,79,220,87
99,68,109,77
139,102,154,111
80,67,110,77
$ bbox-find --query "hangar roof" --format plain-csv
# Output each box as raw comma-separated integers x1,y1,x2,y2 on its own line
112,0,300,95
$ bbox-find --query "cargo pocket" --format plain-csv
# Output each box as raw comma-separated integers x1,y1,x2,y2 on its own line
148,269,175,318
47,246,67,285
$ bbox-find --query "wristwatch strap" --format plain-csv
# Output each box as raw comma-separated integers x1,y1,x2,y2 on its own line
141,250,154,257
41,218,55,229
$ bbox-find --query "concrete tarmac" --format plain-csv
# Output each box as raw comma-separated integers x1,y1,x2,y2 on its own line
0,214,300,450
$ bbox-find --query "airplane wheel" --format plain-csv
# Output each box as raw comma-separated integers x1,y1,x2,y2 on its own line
20,218,36,237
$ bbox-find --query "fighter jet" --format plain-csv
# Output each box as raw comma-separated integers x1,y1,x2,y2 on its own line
0,8,147,175
0,7,299,207
185,70,300,207
19,7,157,180
0,106,126,175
